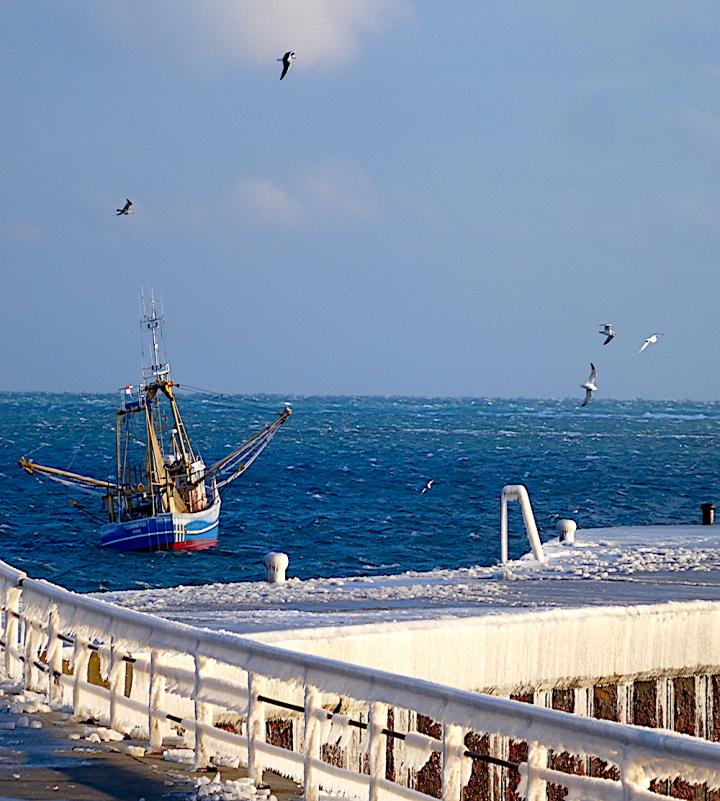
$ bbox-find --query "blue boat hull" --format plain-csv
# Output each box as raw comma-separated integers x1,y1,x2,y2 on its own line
100,498,221,552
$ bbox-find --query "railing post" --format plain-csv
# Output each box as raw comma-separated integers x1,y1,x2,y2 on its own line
149,649,167,752
108,639,125,732
194,653,213,770
368,701,387,801
46,605,62,705
247,672,266,784
518,487,545,563
23,618,41,692
525,741,548,801
441,723,464,801
621,758,649,800
500,495,509,564
304,684,322,801
4,584,21,680
72,636,91,719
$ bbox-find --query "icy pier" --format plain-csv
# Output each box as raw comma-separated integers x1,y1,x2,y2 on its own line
101,524,720,634
2,524,720,800
98,523,720,797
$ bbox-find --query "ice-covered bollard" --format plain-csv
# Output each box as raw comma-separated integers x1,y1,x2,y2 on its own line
557,519,577,545
264,552,289,584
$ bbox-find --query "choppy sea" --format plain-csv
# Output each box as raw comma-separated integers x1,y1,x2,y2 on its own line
1,393,718,593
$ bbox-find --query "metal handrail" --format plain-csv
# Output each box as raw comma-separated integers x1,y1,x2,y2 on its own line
499,484,545,563
3,559,720,800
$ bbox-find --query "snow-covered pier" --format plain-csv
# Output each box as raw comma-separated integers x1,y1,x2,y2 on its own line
2,522,720,800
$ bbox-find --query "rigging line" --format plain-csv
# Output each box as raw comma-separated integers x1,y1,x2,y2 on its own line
67,498,103,525
65,430,89,472
175,384,283,415
122,413,131,485
20,442,50,460
199,413,288,484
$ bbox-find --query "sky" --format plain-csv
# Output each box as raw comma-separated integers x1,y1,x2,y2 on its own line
2,1,720,399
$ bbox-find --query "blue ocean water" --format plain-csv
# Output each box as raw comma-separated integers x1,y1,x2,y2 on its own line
1,393,718,593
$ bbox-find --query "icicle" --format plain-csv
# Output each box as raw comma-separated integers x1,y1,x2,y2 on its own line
328,713,352,750
460,747,473,787
358,726,370,754
403,731,436,771
318,710,332,744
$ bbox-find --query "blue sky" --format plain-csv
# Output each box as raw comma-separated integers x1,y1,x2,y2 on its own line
3,1,720,399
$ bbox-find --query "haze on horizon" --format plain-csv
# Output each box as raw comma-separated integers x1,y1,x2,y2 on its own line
2,2,720,401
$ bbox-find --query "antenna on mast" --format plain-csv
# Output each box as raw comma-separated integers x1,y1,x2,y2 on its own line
140,287,171,383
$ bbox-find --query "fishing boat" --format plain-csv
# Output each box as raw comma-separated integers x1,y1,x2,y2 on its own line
18,297,291,552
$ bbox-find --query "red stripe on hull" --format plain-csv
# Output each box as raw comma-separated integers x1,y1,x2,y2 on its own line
169,539,218,552
133,539,218,553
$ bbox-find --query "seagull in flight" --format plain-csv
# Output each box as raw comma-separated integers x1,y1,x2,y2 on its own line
278,51,296,81
421,479,435,494
116,198,133,216
639,333,662,353
598,323,615,345
580,363,598,407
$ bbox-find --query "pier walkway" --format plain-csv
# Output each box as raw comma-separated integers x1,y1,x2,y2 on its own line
0,688,301,801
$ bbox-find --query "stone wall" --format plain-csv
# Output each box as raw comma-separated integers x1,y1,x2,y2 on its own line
261,669,720,801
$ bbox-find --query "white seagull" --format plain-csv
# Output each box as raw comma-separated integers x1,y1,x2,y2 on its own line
278,51,296,81
598,323,615,345
421,479,435,494
116,198,133,216
639,333,662,353
580,363,598,407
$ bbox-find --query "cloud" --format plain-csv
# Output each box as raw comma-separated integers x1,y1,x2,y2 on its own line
238,164,376,225
5,220,43,242
241,178,303,223
103,0,411,69
305,165,376,218
211,0,410,67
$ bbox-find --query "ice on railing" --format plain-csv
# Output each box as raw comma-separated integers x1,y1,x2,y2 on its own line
0,562,25,595
327,713,353,750
4,557,720,800
403,731,438,771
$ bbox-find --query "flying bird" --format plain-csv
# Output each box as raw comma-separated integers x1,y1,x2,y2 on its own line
598,323,615,346
278,51,296,81
580,363,598,407
421,480,435,494
639,333,661,353
116,198,133,216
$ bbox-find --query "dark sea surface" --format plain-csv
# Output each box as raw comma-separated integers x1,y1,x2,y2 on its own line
1,393,718,593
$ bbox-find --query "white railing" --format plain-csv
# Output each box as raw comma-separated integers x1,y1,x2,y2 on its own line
500,484,545,564
1,559,719,800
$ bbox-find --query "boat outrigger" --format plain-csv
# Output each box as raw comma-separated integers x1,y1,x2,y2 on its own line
18,297,291,552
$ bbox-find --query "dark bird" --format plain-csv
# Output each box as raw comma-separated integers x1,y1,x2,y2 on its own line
598,323,616,346
278,51,296,81
421,479,435,494
580,363,598,407
116,198,133,216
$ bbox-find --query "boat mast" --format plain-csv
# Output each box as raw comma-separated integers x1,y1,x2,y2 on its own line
138,291,198,515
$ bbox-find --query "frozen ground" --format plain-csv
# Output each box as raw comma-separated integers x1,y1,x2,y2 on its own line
97,525,720,634
0,683,302,801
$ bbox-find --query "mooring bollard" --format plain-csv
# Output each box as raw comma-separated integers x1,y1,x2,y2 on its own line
701,503,715,525
556,519,577,545
264,551,289,584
